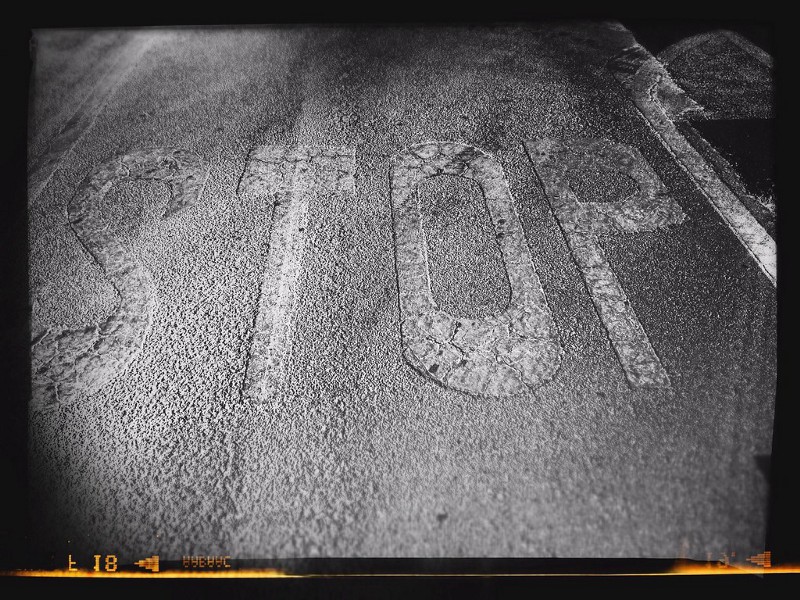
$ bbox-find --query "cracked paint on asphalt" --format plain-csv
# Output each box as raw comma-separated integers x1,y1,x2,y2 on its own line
238,146,356,402
391,141,562,397
31,148,209,410
525,138,685,388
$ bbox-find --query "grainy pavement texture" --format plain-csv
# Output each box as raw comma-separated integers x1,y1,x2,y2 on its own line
26,22,776,564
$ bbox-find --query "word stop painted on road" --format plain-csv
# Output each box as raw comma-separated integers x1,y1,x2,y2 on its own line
31,148,209,410
238,146,356,402
390,142,563,397
525,138,686,388
35,139,690,408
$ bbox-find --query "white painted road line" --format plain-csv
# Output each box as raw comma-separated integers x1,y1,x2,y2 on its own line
655,29,774,121
608,32,777,287
721,30,773,68
27,33,155,203
30,148,209,410
656,30,773,70
238,146,356,402
391,142,563,397
526,138,686,389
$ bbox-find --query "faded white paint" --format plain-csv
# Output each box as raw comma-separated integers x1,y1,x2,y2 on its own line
526,138,686,389
391,142,562,397
31,148,209,410
238,146,356,401
608,35,776,287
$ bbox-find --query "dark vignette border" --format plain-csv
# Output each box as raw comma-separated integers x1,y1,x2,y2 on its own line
2,5,794,597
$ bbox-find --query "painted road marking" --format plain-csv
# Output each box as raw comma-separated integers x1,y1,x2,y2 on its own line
607,34,776,287
30,148,209,410
722,31,773,68
525,138,686,389
391,142,562,397
28,33,155,203
658,30,772,73
655,31,775,216
657,30,773,120
238,146,356,402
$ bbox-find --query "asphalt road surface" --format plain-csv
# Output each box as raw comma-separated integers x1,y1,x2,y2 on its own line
26,23,776,565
